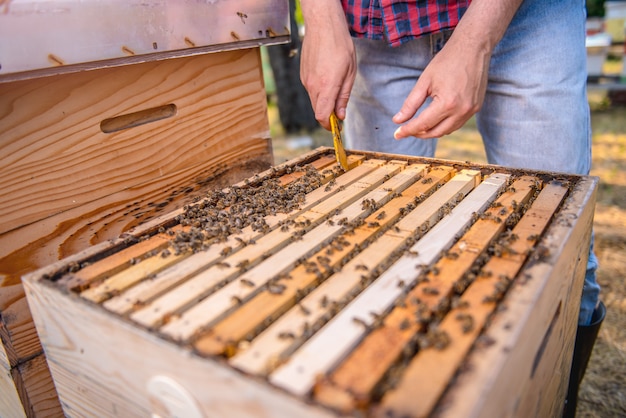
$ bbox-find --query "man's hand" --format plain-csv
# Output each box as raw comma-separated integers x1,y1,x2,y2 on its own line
300,0,356,130
392,35,490,139
393,0,523,140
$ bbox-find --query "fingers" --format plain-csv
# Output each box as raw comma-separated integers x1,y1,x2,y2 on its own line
301,65,354,131
312,91,340,130
394,96,472,139
392,81,429,125
394,83,482,139
306,65,355,130
335,78,353,120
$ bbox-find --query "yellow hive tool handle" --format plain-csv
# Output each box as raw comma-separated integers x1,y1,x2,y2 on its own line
330,112,349,171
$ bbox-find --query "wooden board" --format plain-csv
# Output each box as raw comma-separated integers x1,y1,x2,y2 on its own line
313,176,542,412
0,48,273,278
194,166,454,358
20,149,599,418
434,177,597,418
0,47,273,417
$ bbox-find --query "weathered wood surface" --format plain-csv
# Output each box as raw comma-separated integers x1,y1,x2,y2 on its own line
230,169,481,376
0,340,26,418
268,172,507,396
160,161,421,341
194,165,453,358
23,275,335,418
314,176,540,412
431,177,597,418
0,47,273,416
14,354,64,418
377,179,563,417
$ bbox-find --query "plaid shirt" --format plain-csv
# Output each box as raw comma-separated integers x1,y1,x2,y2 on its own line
342,0,470,47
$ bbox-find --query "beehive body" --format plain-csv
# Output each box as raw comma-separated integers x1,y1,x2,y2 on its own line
23,148,597,418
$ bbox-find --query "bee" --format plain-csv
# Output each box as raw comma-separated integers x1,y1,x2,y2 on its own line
240,278,255,287
455,312,475,334
425,329,451,350
236,259,250,270
370,312,384,329
267,283,286,295
399,318,412,331
352,316,370,330
220,246,232,257
376,211,387,220
298,303,311,316
278,331,296,340
422,286,440,295
301,322,313,339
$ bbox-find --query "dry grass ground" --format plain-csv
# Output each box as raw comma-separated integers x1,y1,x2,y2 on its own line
269,93,626,416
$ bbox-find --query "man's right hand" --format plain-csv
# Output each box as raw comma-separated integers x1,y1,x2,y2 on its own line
300,0,356,130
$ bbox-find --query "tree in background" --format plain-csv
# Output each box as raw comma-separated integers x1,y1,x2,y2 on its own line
267,0,318,133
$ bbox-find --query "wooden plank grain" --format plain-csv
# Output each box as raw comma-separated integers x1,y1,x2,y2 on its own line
193,165,450,357
15,354,65,418
378,181,568,418
313,176,540,412
315,177,537,410
434,179,589,418
268,172,507,397
23,270,336,418
0,49,268,235
0,333,26,418
129,160,386,329
160,162,418,341
230,169,481,377
100,155,350,315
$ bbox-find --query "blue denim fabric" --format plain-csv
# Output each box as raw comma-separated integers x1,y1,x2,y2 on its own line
345,0,600,325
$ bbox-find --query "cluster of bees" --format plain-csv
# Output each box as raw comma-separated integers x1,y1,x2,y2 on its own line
168,165,324,255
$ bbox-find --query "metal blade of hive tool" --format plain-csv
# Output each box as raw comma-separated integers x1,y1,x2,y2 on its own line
330,112,349,170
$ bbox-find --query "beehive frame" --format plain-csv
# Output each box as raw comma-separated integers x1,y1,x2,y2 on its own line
23,147,597,418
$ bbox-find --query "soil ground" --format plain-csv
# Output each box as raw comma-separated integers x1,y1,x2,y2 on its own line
269,93,626,417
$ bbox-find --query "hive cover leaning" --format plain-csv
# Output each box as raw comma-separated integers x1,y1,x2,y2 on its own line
23,147,598,418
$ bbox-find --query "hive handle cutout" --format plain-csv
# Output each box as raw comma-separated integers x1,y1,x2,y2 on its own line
101,104,177,134
147,375,205,418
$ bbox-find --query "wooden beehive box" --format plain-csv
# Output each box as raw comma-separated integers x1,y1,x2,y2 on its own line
22,148,597,418
0,2,288,414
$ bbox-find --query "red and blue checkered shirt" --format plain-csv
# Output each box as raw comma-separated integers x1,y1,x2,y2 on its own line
342,0,470,47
